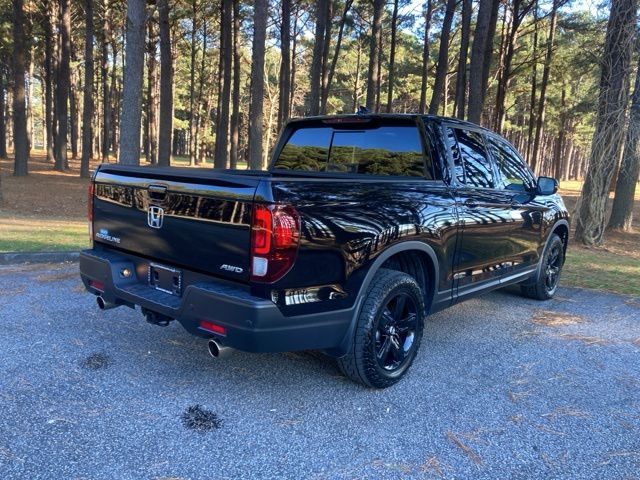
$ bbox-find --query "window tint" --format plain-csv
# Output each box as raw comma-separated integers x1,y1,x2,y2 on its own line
276,127,332,171
451,128,494,188
445,127,465,184
487,136,534,191
275,124,431,178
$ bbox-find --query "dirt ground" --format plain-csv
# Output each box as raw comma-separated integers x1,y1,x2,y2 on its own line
0,152,96,219
1,152,639,256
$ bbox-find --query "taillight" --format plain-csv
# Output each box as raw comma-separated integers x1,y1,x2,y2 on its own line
88,182,94,245
250,204,300,283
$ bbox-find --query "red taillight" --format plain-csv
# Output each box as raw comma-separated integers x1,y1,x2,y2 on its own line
250,204,300,283
199,320,227,335
252,205,272,255
89,279,104,292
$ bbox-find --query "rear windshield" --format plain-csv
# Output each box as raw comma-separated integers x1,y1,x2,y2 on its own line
273,121,432,178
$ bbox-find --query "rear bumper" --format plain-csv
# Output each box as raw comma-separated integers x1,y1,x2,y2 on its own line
79,249,354,354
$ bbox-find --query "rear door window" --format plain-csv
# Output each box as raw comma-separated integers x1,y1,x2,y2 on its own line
275,122,432,178
447,127,494,188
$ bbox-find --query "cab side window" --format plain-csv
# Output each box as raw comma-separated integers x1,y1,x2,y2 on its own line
487,136,535,191
447,127,494,188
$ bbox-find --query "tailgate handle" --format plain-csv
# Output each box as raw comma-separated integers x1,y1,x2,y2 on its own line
148,184,168,200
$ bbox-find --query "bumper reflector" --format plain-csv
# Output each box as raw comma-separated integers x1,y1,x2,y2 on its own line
199,320,227,335
89,280,105,292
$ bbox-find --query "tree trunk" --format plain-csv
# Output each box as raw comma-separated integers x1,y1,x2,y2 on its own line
290,7,300,113
495,0,529,134
467,0,497,124
188,0,197,165
480,0,500,116
608,49,640,231
319,0,332,114
531,0,559,174
323,0,353,114
12,0,29,176
419,0,434,114
454,0,471,119
230,0,241,168
248,0,267,169
366,0,384,112
553,86,567,181
101,0,111,161
81,0,94,178
386,0,399,113
277,0,291,130
526,2,538,163
70,67,79,159
575,0,637,245
0,68,6,159
54,0,71,171
308,0,328,115
118,0,146,166
157,0,172,166
214,0,233,168
146,19,158,165
43,1,55,163
352,37,362,112
26,45,34,156
429,0,456,115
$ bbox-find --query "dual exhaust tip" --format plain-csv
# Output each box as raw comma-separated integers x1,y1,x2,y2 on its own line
97,296,119,310
207,339,232,359
97,296,232,360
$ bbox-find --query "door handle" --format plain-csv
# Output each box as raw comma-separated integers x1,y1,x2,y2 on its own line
148,184,168,200
464,199,478,209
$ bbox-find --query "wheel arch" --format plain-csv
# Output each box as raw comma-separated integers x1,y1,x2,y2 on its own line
550,220,569,257
327,241,440,358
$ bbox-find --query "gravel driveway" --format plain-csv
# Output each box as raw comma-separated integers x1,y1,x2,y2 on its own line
1,262,639,479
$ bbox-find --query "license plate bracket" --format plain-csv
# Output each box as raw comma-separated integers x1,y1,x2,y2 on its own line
149,263,183,296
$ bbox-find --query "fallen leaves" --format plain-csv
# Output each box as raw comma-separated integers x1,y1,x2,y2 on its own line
531,310,585,327
446,432,482,465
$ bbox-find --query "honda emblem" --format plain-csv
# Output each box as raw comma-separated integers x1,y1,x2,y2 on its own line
147,206,164,229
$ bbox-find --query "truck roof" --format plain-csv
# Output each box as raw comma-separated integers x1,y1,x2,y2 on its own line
286,113,488,133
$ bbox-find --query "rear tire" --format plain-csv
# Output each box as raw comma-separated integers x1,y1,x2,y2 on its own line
520,233,565,300
338,269,425,388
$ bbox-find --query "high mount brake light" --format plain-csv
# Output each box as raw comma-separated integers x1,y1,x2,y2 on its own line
251,204,300,283
322,117,372,125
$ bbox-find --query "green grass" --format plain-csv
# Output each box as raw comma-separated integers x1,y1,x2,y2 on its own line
0,218,89,253
563,247,640,297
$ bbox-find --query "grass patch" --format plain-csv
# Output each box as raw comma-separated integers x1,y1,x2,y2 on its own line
563,247,640,297
0,216,89,253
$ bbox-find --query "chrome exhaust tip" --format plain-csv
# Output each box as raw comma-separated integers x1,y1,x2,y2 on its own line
96,296,119,310
207,339,232,359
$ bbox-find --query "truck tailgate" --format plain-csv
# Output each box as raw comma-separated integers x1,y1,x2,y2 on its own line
92,165,264,282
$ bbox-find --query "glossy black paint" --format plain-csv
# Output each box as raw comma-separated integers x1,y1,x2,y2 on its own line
84,114,569,354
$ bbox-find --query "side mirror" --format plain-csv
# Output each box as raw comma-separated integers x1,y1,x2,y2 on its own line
536,176,558,196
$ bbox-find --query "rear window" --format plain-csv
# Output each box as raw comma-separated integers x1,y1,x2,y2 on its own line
274,123,431,178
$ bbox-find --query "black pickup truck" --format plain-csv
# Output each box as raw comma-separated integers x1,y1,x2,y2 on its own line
80,114,569,388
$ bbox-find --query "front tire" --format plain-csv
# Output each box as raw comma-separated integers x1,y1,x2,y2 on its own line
338,269,425,388
521,233,565,300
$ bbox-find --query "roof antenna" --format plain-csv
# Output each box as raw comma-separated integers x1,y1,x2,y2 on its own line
357,105,369,115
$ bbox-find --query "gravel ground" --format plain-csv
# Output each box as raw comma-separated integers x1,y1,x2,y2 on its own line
0,262,639,480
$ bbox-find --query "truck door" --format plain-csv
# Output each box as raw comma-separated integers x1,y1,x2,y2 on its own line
444,125,533,299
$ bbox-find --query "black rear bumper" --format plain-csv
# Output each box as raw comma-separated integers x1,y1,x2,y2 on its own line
79,249,354,354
